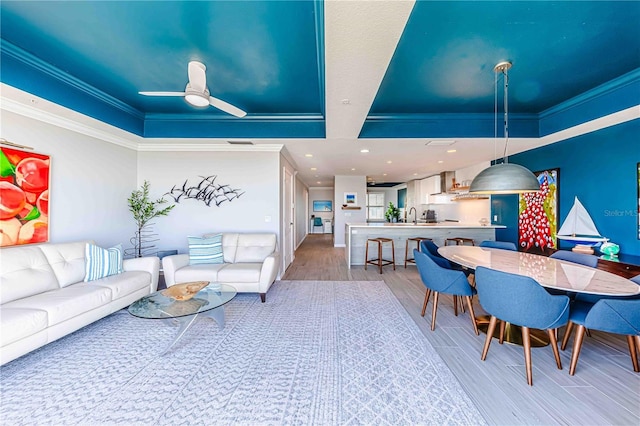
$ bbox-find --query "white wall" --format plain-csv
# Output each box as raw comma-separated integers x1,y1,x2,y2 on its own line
137,150,280,254
295,175,308,247
309,187,334,231
333,175,367,246
1,110,137,248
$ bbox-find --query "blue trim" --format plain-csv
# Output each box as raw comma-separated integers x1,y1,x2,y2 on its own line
360,113,539,138
1,40,145,135
539,69,640,136
143,116,325,138
314,0,326,118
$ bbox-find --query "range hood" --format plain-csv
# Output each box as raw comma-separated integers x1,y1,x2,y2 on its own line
430,171,456,195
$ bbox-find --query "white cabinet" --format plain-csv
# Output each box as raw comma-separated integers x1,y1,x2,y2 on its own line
419,176,440,204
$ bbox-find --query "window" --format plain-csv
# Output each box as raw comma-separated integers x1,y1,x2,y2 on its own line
366,192,385,221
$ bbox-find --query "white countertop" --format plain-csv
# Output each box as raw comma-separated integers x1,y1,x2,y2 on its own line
346,222,506,229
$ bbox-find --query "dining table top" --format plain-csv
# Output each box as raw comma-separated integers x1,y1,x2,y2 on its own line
438,246,640,297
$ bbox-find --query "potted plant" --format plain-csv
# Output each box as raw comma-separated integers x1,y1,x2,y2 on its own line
385,202,400,223
127,180,174,257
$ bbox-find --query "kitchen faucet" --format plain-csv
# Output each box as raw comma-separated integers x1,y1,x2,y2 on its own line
408,207,417,225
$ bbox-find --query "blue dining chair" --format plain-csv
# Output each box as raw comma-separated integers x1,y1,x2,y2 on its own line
562,298,640,375
474,266,570,386
479,240,517,251
414,249,479,335
420,239,471,315
549,250,598,268
312,217,323,233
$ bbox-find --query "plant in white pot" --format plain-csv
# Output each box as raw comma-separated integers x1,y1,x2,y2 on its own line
126,180,174,257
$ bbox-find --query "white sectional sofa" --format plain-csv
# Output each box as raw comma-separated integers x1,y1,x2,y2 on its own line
162,233,279,303
0,240,159,365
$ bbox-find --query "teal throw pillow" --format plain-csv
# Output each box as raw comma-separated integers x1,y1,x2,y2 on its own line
84,243,123,282
188,234,224,265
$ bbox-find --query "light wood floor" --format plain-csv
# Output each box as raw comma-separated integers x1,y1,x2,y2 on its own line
283,234,640,426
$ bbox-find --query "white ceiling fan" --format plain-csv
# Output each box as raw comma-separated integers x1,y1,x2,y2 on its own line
139,61,247,118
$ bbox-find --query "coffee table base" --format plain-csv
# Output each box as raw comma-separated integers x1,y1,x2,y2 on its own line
160,305,225,355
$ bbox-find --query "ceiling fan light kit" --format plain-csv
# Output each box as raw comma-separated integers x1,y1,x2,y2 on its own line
139,61,247,117
469,61,540,194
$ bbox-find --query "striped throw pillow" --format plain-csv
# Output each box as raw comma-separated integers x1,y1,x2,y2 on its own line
188,234,224,265
84,243,123,282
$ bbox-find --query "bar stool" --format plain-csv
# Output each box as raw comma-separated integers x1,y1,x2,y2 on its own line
365,237,396,274
445,237,475,246
405,237,432,268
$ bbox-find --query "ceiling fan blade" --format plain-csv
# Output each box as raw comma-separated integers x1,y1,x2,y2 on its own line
188,61,207,93
208,96,247,118
139,91,185,96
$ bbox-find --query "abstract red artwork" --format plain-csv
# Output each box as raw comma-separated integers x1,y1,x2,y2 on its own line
0,147,50,247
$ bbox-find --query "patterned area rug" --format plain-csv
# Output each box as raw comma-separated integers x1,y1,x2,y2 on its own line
1,281,486,425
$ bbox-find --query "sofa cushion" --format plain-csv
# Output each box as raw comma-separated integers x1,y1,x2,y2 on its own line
6,284,112,326
0,307,48,347
88,271,150,301
84,243,123,282
39,240,92,287
174,264,226,284
217,263,262,283
234,234,277,263
204,233,239,263
0,245,59,303
188,235,223,265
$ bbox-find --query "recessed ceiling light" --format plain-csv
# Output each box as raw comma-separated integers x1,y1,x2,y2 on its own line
386,160,392,164
305,154,313,158
360,149,369,153
447,149,457,153
438,160,444,164
310,167,317,171
351,168,356,171
413,173,418,176
383,173,387,176
316,181,321,184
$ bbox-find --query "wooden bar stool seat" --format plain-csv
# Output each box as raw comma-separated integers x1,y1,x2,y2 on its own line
405,237,433,268
365,237,396,274
445,237,475,246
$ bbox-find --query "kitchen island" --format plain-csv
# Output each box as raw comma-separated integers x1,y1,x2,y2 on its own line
345,222,506,268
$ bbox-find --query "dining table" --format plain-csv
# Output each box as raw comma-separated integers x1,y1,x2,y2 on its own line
437,245,640,346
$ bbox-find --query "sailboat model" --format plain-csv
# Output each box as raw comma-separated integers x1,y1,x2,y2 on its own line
557,196,608,247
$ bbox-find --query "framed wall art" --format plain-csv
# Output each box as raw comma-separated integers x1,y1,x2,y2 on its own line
518,168,558,254
313,200,332,212
0,146,50,247
344,192,357,206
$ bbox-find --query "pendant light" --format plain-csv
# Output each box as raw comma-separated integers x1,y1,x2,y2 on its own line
469,62,540,194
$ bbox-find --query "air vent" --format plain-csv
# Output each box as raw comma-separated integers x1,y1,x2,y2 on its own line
227,140,254,145
425,140,456,146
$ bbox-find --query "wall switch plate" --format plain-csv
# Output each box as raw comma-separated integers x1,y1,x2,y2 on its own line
265,216,271,222
493,215,498,221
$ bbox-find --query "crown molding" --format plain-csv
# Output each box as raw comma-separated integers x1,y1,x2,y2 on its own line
137,143,284,152
1,40,144,120
1,94,140,150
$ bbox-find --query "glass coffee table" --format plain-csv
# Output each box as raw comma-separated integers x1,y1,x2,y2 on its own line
128,283,237,355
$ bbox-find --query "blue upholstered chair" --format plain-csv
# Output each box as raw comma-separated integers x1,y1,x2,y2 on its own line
421,239,445,259
549,250,598,268
562,298,640,375
312,217,323,233
414,249,479,335
479,240,517,251
474,266,570,386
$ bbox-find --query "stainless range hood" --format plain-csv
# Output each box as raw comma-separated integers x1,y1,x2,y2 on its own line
430,171,456,195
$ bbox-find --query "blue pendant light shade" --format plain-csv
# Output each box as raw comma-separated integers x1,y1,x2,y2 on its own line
469,62,540,194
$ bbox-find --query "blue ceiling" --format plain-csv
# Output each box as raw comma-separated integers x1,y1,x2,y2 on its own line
1,1,639,140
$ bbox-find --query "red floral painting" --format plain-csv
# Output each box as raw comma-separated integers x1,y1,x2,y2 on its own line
0,147,50,246
518,169,558,254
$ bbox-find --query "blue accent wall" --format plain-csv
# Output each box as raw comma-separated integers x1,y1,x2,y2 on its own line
493,118,640,256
